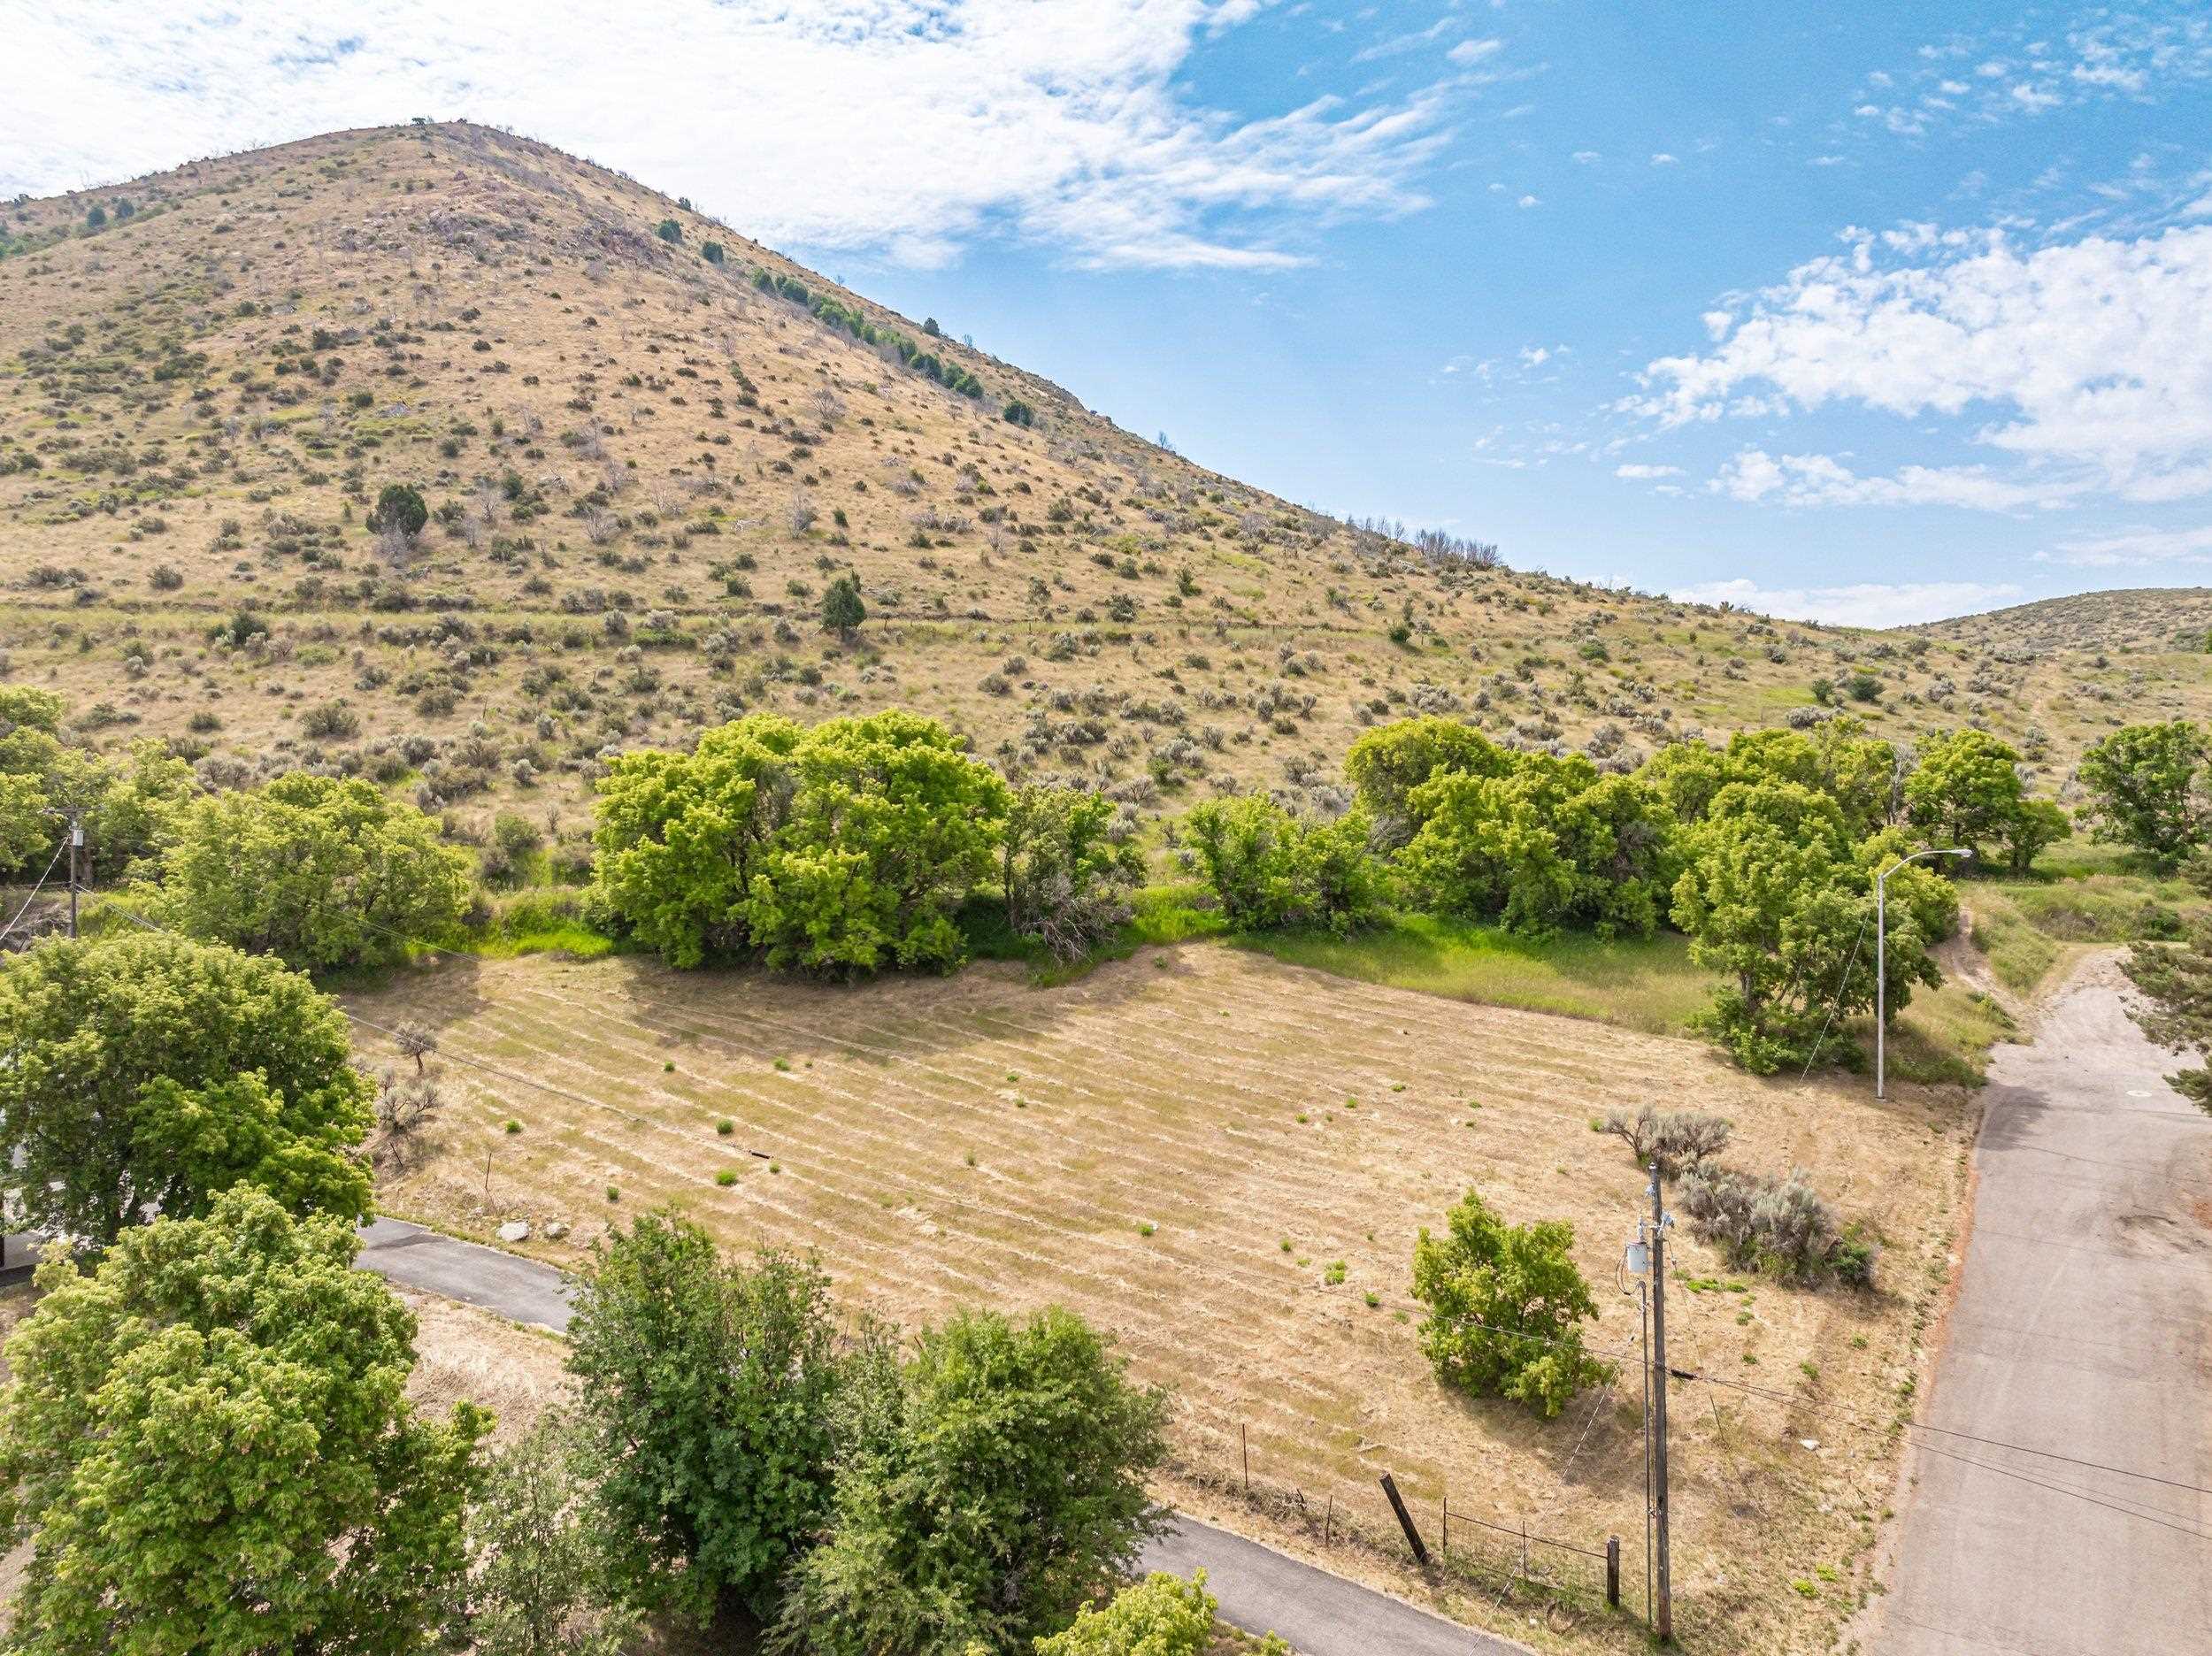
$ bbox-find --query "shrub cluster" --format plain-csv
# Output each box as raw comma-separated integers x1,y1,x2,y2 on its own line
1678,1165,1878,1286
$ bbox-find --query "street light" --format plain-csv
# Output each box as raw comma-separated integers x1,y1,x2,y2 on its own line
1875,847,1971,1099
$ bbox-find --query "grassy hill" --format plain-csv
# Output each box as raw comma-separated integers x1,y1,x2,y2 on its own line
8,119,2209,847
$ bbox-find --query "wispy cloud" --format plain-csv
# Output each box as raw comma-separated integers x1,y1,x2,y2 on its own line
0,0,1477,272
2042,524,2212,567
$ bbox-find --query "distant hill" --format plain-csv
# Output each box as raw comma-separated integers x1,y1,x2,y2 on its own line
1917,587,2212,657
4,120,2208,832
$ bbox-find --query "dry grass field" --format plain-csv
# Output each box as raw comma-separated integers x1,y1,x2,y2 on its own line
352,939,1974,1653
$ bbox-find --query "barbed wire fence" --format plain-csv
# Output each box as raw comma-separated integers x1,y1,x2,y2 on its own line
1171,1418,1641,1631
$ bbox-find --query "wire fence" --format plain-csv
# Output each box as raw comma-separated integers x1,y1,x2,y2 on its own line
1175,1420,1641,1628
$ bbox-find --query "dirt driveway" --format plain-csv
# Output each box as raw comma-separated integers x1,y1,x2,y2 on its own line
1868,956,2212,1655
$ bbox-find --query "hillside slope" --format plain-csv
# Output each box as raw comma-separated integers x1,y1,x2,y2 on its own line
4,120,2208,839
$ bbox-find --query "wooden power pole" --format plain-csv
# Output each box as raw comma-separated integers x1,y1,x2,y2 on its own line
1648,1159,1673,1642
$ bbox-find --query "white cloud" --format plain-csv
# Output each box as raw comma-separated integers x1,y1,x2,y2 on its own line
1709,449,2077,510
2042,525,2212,567
1571,149,1601,164
1650,151,1678,165
1627,224,2212,509
0,0,1471,272
1671,578,2025,627
1448,37,1505,65
1614,464,1681,479
1517,193,1540,208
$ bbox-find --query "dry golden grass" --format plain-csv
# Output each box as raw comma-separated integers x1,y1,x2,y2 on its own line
352,939,1974,1653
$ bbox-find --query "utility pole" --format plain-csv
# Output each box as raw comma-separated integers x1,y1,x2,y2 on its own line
1647,1159,1673,1644
1875,847,1970,1099
65,812,83,939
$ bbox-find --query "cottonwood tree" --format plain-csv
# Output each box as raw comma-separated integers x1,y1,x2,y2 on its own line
772,1307,1169,1655
0,933,373,1245
594,711,1008,974
1902,729,2028,862
158,772,472,969
0,1189,487,1656
1668,782,1950,1073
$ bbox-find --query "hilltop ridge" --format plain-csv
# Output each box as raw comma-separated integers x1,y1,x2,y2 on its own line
3,120,2207,829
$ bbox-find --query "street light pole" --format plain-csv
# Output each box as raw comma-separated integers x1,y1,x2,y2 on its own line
1875,847,1971,1099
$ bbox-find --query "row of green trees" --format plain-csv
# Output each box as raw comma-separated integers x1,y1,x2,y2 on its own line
564,1214,1172,1652
1183,717,2030,1072
592,710,1141,972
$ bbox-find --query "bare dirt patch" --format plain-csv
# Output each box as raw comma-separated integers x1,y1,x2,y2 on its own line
353,941,1974,1652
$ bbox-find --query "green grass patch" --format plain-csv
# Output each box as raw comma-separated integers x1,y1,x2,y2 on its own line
1230,911,1709,1035
1876,979,2017,1086
451,891,622,961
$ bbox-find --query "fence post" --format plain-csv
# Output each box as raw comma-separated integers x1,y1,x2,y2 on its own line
1379,1474,1430,1566
1325,1492,1333,1545
1442,1491,1450,1558
1240,1423,1249,1496
1606,1535,1621,1609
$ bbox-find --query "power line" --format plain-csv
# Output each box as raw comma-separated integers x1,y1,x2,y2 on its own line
0,841,69,947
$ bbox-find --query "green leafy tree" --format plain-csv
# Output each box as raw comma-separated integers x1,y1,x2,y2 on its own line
1182,795,1382,935
1649,720,1895,838
1032,1571,1217,1656
465,1417,641,1656
565,1215,846,1622
2122,917,2212,1115
1001,785,1145,962
1410,1190,1612,1418
0,771,45,874
657,218,683,244
158,772,472,969
1671,783,1938,1073
772,1307,1169,1656
741,711,1009,974
2001,797,2071,875
0,933,373,1246
820,573,867,638
86,737,199,880
1344,716,1509,846
0,1188,487,1656
2078,721,2212,863
0,689,107,878
1903,729,2026,860
593,713,804,967
369,482,430,540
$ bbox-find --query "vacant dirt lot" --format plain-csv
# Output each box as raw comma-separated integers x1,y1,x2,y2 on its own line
352,941,1974,1652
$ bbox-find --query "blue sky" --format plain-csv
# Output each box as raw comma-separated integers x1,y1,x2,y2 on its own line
8,1,2212,624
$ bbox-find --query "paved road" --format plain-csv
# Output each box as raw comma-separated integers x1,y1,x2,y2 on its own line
356,1218,1521,1655
1873,960,2212,1656
1141,1517,1523,1656
357,1216,575,1330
